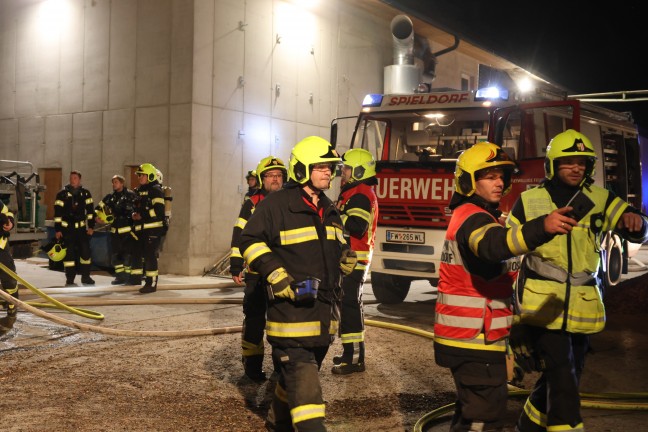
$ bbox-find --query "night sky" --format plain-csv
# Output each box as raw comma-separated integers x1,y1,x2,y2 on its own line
386,0,648,128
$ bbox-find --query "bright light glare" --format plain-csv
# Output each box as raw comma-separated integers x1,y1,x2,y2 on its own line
291,0,320,8
424,113,445,119
276,2,316,52
40,0,70,39
517,77,534,93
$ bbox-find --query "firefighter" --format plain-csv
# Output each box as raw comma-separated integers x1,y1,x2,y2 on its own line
244,169,258,201
0,202,18,335
155,168,172,252
239,136,357,432
331,148,378,375
130,163,166,294
95,175,137,285
507,129,648,432
230,155,287,382
433,142,573,432
54,170,96,286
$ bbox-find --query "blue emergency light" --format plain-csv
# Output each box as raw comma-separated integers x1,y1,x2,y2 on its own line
362,94,384,107
475,86,509,101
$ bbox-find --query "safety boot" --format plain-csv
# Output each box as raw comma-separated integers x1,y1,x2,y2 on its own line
0,315,16,335
331,362,365,375
128,275,142,286
81,275,95,285
139,276,157,294
111,273,128,285
65,269,76,286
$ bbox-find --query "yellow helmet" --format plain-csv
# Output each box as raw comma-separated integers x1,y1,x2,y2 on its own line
288,136,342,184
47,241,67,262
256,156,287,183
545,129,597,183
455,142,516,196
342,149,376,183
135,163,158,182
246,170,257,181
96,207,115,225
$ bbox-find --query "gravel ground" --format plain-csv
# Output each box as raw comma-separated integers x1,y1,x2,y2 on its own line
0,260,646,432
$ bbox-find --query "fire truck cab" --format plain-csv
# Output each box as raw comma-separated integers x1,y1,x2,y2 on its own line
336,86,644,304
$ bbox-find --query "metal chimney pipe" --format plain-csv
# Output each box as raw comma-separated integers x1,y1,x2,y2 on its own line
390,15,415,65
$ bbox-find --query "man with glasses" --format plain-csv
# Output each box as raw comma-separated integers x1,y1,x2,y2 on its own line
240,136,357,432
508,129,648,432
229,155,287,382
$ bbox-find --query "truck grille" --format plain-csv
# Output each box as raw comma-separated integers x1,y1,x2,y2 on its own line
378,204,450,227
381,243,433,254
383,259,435,273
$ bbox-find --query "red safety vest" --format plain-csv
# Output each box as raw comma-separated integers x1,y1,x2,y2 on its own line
434,203,515,344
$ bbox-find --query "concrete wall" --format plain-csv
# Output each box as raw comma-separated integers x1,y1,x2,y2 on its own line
0,0,480,275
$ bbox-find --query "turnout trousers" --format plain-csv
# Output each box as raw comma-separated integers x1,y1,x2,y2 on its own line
266,346,329,432
516,328,588,432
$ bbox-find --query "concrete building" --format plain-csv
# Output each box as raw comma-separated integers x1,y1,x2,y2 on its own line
0,0,518,275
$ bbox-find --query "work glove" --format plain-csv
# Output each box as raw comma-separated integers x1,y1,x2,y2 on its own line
509,324,542,373
267,267,295,301
339,249,358,275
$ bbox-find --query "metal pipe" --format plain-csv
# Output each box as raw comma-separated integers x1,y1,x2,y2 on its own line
390,15,415,65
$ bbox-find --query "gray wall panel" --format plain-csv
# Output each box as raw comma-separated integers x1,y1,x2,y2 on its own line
136,0,171,107
108,0,137,110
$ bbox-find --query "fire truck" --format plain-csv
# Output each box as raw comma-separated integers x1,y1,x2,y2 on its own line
332,86,645,304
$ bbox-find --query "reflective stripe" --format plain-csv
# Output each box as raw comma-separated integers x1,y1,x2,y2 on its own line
143,221,164,229
85,197,93,205
522,398,547,428
86,214,93,221
241,340,264,357
0,237,7,249
63,261,75,268
61,221,68,227
340,331,364,344
243,242,272,264
506,224,528,256
291,403,325,425
145,270,158,277
55,200,64,207
131,269,143,275
148,209,156,218
438,292,485,308
235,217,246,230
524,254,596,285
434,335,506,352
468,222,499,255
346,206,371,222
151,197,164,205
230,247,242,259
280,226,319,245
54,217,62,223
329,319,339,335
116,226,132,234
266,320,321,337
356,250,371,261
80,257,91,265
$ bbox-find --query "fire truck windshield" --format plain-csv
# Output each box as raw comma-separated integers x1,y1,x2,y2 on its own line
352,108,491,162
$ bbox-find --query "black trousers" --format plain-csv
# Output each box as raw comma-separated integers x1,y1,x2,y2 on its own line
517,328,588,431
63,228,92,278
241,275,267,373
338,269,365,363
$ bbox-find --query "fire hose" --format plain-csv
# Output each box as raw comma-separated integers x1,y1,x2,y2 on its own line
1,262,647,429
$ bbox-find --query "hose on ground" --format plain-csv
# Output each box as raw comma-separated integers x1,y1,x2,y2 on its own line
2,264,648,426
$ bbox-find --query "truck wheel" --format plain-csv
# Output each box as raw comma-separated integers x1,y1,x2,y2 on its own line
370,272,411,304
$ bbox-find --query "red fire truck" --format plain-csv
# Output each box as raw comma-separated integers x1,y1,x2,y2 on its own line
332,85,645,303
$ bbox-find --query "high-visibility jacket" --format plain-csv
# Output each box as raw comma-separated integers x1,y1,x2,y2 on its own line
240,184,347,349
54,185,95,233
434,203,517,353
510,184,634,334
337,181,378,272
230,190,266,275
0,203,15,250
132,181,165,237
97,188,137,234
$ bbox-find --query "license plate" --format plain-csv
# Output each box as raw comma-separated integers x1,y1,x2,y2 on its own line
386,230,425,244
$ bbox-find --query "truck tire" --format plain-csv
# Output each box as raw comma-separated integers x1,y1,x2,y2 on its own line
370,272,411,304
